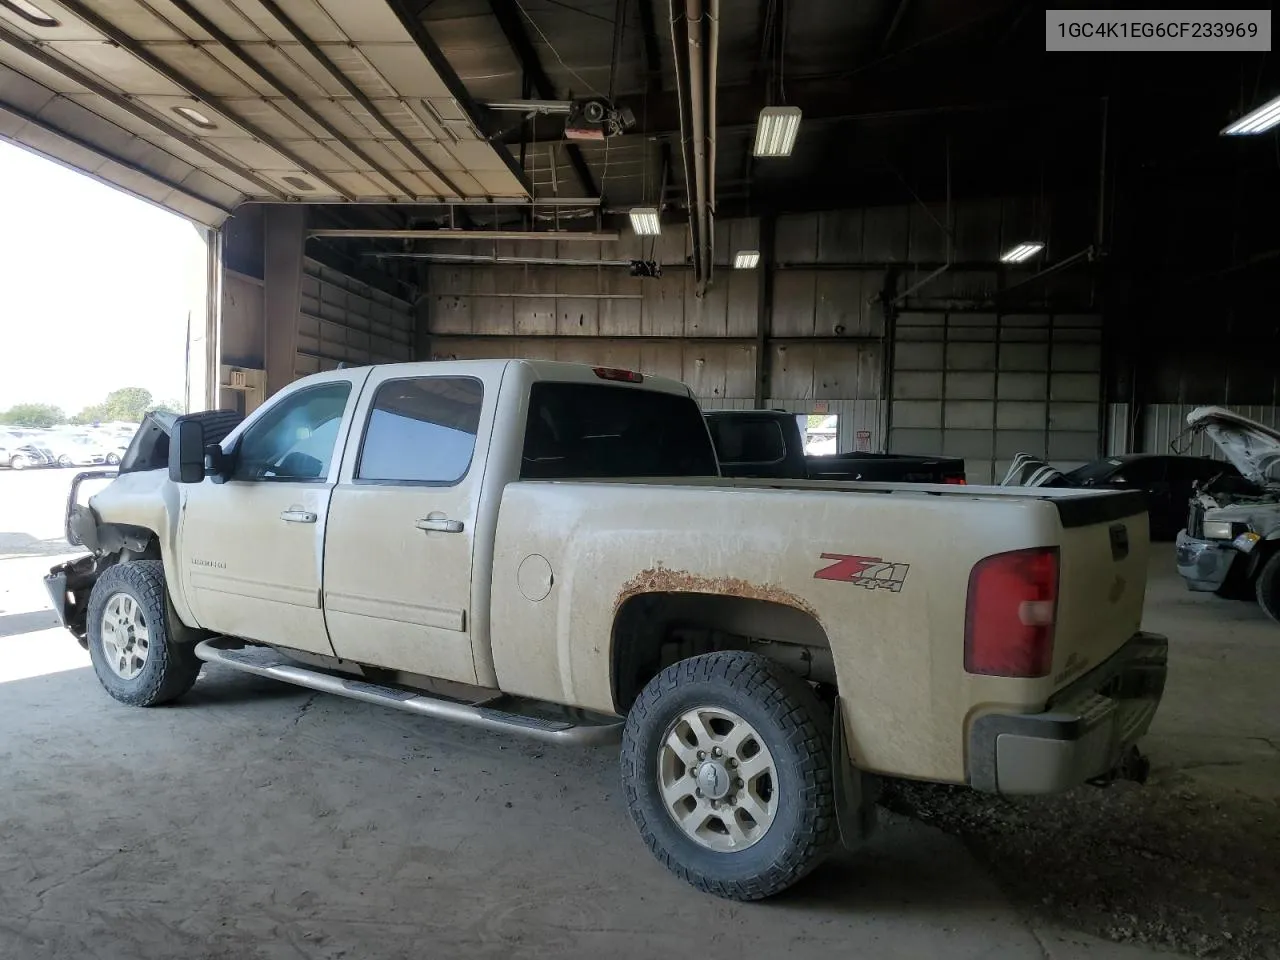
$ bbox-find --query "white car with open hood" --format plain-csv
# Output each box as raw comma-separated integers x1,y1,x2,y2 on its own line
1177,405,1280,621
45,359,1167,900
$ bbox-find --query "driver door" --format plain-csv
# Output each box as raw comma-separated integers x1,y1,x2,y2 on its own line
178,373,367,655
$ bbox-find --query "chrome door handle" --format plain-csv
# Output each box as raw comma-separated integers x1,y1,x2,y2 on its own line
280,509,317,524
416,517,464,533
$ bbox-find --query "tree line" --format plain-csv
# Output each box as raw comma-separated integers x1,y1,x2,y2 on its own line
0,388,182,429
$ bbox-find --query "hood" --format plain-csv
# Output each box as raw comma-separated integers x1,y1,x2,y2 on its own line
1187,406,1280,487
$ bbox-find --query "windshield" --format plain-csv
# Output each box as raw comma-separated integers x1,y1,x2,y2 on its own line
520,382,719,480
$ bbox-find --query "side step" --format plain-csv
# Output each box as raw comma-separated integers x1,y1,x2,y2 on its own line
194,639,622,746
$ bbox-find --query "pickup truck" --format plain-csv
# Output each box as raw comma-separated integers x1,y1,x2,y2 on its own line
46,359,1166,901
704,409,966,483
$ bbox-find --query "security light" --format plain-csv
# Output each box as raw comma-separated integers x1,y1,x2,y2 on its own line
1222,93,1280,135
733,250,760,269
752,106,802,158
1000,241,1045,264
629,207,661,236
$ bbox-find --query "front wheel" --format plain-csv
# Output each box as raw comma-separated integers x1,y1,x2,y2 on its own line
1255,551,1280,624
620,651,838,900
106,453,120,465
10,454,29,470
86,560,202,706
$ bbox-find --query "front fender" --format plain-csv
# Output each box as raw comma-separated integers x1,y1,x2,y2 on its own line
81,470,198,630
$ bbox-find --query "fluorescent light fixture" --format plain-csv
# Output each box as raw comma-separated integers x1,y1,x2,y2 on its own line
1000,241,1045,264
1222,93,1280,135
629,206,661,236
752,105,802,157
733,250,760,269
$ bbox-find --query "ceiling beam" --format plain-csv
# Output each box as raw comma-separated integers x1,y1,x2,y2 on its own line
384,0,534,196
0,22,283,200
53,0,355,200
308,228,620,240
165,0,422,201
253,0,467,198
487,0,600,198
501,56,1107,144
0,99,233,215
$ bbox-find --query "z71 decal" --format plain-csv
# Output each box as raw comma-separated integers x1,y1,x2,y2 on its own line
813,554,910,592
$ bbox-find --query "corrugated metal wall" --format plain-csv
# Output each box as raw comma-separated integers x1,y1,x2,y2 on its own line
296,258,414,377
1139,404,1280,460
891,312,1103,483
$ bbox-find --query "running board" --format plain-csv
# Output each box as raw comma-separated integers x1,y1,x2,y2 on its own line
194,639,622,746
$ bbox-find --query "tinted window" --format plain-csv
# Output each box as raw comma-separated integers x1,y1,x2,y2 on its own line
1066,458,1125,483
233,382,351,481
358,377,483,484
707,418,786,464
521,382,718,479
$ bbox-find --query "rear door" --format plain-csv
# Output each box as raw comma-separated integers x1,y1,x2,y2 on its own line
322,370,490,684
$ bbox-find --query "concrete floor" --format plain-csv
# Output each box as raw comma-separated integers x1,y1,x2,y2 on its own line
1,469,1277,960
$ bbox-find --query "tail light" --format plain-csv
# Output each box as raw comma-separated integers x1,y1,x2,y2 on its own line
964,547,1059,677
944,475,967,485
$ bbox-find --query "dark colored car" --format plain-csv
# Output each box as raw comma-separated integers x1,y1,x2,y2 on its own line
703,410,966,484
1063,454,1241,540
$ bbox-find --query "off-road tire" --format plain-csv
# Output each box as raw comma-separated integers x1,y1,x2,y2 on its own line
620,651,838,901
1255,550,1280,624
87,560,202,706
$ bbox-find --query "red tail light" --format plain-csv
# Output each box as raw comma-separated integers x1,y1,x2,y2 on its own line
944,475,967,485
964,547,1059,677
593,367,644,383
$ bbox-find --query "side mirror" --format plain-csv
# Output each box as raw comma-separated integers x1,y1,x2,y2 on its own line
169,418,206,484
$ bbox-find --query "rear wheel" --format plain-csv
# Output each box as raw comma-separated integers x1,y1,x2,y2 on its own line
10,454,29,470
106,453,120,465
56,455,72,467
620,651,837,900
1255,551,1280,624
86,560,202,706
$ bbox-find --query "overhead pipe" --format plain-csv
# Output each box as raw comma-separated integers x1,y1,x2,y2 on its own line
671,0,717,293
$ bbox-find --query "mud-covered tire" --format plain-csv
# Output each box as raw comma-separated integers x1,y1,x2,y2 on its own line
86,560,202,706
620,651,838,901
1255,551,1280,624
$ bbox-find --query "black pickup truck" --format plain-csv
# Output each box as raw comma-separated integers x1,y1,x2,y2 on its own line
704,409,966,484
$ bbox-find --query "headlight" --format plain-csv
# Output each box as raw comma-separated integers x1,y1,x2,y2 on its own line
1203,519,1245,540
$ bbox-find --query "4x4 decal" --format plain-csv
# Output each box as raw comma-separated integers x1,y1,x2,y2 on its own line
813,554,909,592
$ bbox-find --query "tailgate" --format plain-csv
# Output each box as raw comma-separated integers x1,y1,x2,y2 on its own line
1050,493,1149,691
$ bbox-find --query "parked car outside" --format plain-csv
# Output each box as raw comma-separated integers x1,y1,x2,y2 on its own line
0,432,55,469
1064,454,1241,541
42,433,110,467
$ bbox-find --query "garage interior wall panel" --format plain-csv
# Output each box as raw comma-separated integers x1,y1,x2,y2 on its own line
423,202,1099,465
1140,404,1280,461
891,312,1102,483
296,258,414,377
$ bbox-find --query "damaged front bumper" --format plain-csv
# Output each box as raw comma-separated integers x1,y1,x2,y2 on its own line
43,555,101,647
967,632,1168,795
1175,530,1253,592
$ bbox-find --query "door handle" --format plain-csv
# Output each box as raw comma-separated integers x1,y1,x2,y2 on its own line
416,517,464,533
280,509,317,524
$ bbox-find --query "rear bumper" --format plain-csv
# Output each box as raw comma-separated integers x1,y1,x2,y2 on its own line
1175,531,1238,592
967,632,1168,795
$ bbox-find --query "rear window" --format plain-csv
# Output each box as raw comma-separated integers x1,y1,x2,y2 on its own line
520,382,719,480
707,418,786,464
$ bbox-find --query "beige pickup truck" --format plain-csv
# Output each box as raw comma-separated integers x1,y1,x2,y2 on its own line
46,359,1167,900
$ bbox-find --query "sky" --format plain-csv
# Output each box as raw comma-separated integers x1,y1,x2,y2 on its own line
0,140,209,416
